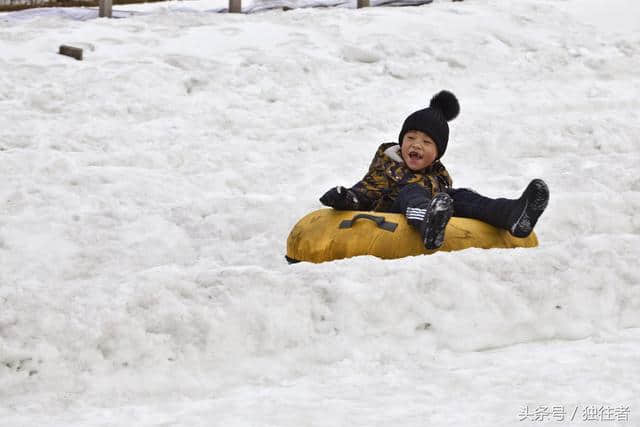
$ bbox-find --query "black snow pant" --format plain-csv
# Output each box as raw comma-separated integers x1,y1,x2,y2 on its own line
388,184,516,230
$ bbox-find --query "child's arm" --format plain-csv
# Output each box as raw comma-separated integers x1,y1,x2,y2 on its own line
349,144,391,209
320,145,389,211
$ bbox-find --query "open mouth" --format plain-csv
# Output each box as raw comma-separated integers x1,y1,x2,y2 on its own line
408,151,423,160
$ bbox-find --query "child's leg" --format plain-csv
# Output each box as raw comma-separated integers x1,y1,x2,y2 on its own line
448,179,549,237
390,184,454,249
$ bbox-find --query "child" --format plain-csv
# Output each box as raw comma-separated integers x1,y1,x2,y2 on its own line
320,90,549,249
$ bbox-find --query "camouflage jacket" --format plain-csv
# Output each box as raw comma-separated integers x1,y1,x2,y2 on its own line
351,142,452,212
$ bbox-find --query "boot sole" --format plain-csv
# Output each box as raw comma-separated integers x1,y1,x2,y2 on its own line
510,179,549,238
424,194,454,250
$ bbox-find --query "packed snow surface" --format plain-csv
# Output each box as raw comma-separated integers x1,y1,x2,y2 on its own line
1,0,639,425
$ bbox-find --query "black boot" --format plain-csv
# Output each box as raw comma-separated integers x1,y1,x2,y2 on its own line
391,184,454,250
406,193,454,249
506,179,549,237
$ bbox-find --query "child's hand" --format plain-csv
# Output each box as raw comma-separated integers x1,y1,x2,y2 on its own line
320,186,360,210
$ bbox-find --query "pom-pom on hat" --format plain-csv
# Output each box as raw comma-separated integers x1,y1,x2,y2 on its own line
398,90,460,160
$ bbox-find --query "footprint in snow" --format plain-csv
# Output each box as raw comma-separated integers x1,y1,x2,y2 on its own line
220,26,242,36
341,46,381,64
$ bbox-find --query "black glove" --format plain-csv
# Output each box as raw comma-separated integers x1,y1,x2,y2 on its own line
320,186,361,210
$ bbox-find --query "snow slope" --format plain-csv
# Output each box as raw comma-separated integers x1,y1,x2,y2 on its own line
1,0,639,425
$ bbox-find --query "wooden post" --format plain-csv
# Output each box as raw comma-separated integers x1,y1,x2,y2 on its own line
357,0,369,8
229,0,241,13
99,0,112,18
59,45,83,61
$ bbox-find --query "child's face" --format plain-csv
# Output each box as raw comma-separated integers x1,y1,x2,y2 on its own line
401,130,438,171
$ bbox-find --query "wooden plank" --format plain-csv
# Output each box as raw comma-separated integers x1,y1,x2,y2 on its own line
229,0,241,13
59,45,83,61
357,0,369,8
99,0,112,17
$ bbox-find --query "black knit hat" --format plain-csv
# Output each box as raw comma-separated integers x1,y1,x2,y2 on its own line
398,90,460,160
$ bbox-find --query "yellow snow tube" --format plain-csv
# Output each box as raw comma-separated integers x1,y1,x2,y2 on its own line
286,209,538,263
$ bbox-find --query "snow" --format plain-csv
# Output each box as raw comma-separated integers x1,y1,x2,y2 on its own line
1,0,639,425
